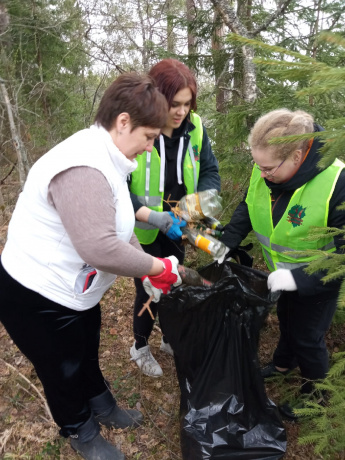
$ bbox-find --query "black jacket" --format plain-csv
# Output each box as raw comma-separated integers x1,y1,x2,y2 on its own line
129,116,221,213
221,124,345,297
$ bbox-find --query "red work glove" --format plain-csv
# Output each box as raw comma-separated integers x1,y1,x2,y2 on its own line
141,256,182,303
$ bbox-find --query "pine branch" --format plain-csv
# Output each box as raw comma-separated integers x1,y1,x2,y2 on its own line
298,353,345,457
327,353,345,378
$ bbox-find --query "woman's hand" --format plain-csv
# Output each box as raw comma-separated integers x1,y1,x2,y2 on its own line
148,210,186,240
267,269,297,292
141,256,182,302
165,211,187,240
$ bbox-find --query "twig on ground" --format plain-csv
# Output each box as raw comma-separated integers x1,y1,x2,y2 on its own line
138,295,155,320
0,358,53,421
0,427,12,454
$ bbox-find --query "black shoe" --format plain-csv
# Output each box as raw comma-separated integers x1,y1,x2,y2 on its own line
69,415,125,460
71,433,125,460
279,395,327,422
95,404,144,429
261,361,291,379
89,389,143,429
278,402,299,421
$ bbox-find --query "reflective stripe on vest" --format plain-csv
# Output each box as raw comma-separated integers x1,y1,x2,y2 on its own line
246,158,344,272
130,112,203,244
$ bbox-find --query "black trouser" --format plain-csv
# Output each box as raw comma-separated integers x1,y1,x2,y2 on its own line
0,258,107,437
133,232,185,347
273,290,337,393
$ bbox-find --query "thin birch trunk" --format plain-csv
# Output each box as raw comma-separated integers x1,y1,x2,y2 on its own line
0,79,29,188
210,0,257,104
210,0,293,104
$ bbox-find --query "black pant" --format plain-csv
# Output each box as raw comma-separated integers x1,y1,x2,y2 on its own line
133,232,185,347
273,290,337,392
0,258,107,437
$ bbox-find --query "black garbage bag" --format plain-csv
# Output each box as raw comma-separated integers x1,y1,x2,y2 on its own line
158,261,287,460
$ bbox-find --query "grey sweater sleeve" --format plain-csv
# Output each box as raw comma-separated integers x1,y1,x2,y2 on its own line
48,166,153,277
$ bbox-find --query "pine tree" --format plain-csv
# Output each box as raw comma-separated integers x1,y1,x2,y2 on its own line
1,0,91,156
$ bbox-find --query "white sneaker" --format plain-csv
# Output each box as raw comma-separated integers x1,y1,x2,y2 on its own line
160,338,174,356
130,343,163,377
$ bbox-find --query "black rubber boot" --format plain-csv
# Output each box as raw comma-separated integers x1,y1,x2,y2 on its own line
261,361,293,379
89,389,144,429
70,415,125,460
279,387,327,422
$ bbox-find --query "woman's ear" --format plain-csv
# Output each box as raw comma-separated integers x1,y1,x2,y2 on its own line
115,112,131,131
293,149,302,165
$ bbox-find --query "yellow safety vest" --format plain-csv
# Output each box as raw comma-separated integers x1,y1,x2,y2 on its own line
130,112,203,244
245,158,344,271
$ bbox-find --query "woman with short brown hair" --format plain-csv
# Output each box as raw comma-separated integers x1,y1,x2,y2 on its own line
0,72,182,460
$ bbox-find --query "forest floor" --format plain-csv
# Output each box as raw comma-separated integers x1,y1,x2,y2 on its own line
0,200,345,460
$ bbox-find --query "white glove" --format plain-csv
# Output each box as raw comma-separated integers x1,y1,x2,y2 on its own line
214,247,230,264
267,269,297,292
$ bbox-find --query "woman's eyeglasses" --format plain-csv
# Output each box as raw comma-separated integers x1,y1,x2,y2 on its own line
252,159,285,178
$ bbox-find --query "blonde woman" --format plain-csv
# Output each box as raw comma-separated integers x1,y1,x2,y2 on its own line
221,109,345,420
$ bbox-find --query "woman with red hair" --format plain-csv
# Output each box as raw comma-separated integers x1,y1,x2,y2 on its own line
129,59,221,377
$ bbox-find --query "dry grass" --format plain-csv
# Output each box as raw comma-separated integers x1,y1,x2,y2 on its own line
1,182,345,459
1,270,336,460
0,276,183,459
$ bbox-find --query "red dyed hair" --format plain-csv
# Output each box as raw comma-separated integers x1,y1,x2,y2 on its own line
148,59,197,111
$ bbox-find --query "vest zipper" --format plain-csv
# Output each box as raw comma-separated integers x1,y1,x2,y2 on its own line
271,192,284,214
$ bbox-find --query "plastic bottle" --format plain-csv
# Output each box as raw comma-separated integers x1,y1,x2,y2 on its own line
183,227,228,259
177,189,222,222
201,216,224,232
194,221,223,238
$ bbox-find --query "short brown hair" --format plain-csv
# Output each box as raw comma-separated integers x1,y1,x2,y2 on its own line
249,109,314,160
94,73,168,131
148,59,197,111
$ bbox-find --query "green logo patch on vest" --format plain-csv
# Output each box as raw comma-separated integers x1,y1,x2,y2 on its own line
192,144,200,162
287,204,306,227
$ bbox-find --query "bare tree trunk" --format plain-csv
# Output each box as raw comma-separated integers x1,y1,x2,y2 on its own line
166,0,175,54
308,0,322,107
210,0,256,104
136,0,150,71
186,0,197,58
0,185,4,210
0,79,30,188
212,11,227,113
0,4,9,37
210,0,294,104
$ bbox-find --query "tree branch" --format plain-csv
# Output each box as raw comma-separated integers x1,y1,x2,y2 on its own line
1,358,53,421
252,0,294,36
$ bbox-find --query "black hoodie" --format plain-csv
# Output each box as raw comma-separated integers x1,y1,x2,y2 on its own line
129,116,221,213
221,124,345,297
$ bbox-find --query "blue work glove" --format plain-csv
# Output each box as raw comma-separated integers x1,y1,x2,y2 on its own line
148,210,186,241
166,211,187,241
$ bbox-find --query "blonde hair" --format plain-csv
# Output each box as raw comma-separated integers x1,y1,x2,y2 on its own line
248,109,314,160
